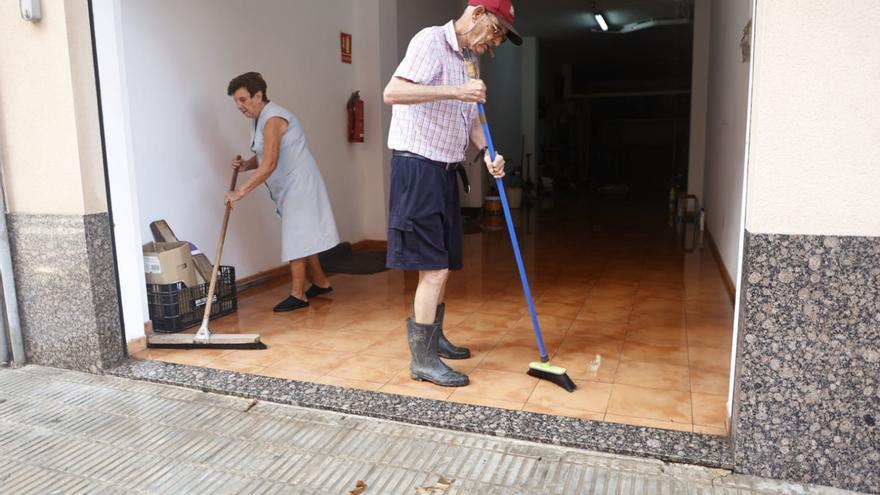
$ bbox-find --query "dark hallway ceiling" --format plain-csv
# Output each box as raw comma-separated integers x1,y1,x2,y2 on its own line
511,0,695,93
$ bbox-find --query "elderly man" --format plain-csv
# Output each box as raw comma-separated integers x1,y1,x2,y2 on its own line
383,0,522,387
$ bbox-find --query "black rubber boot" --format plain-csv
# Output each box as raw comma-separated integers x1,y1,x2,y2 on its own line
407,319,469,387
434,304,471,359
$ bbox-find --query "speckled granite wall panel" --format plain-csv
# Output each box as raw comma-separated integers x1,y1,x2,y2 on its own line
84,213,125,368
109,359,734,469
733,232,880,493
8,213,124,372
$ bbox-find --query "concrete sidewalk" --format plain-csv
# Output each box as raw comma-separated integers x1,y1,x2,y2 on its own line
0,366,857,494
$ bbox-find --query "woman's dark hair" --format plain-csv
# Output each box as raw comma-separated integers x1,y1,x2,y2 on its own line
227,72,269,102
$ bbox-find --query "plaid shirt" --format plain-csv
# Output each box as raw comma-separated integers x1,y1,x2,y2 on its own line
387,21,479,163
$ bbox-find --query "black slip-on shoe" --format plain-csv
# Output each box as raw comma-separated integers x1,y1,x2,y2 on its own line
305,285,333,299
273,295,309,312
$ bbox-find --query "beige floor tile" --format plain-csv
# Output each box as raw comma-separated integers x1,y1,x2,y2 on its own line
523,403,604,421
589,283,639,299
686,328,733,348
269,347,348,375
625,325,688,346
552,339,622,383
576,297,633,323
257,327,325,347
441,309,473,327
477,345,542,374
606,384,692,423
556,335,625,359
688,346,731,374
459,368,540,403
635,287,685,302
620,341,689,367
442,327,507,352
536,289,590,307
604,414,693,433
526,380,613,414
326,355,409,383
477,300,530,317
219,345,294,368
614,360,690,392
496,329,566,353
566,321,629,340
512,314,575,334
456,312,521,331
690,368,730,395
631,297,685,314
691,393,728,428
305,330,385,354
340,318,406,333
531,301,582,320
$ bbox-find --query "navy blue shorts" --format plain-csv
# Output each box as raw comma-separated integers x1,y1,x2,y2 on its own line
386,154,463,271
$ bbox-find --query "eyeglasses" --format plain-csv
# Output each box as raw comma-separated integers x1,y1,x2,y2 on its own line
485,14,507,43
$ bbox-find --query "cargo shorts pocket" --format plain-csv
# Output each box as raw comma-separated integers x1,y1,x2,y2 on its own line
388,214,418,261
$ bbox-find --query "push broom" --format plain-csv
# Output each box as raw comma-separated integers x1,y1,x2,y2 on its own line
148,159,266,350
465,52,576,392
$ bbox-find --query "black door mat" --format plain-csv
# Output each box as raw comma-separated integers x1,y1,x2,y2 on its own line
318,242,388,275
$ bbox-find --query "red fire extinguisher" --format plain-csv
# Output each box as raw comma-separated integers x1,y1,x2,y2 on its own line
347,91,364,143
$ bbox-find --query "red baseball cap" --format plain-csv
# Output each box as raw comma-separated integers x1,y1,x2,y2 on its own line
468,0,523,46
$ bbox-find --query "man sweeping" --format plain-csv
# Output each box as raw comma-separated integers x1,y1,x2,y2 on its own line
383,0,522,387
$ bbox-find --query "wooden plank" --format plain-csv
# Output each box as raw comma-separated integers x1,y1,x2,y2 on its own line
150,219,214,282
147,333,262,345
351,240,387,253
705,229,736,306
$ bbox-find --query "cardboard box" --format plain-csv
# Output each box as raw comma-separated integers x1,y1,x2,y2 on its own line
142,241,198,287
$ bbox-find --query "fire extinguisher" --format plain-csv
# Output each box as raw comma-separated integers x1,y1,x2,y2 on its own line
347,91,364,143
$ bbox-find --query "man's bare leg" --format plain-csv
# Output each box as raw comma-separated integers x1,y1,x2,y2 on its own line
408,267,467,386
413,269,449,323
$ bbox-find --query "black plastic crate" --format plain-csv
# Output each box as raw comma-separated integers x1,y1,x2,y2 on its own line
146,266,238,333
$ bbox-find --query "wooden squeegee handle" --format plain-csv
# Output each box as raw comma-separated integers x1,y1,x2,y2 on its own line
200,156,241,327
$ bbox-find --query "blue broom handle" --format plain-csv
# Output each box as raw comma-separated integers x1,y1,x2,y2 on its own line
476,102,549,362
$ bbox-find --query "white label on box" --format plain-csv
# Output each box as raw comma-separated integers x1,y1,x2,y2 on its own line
144,256,162,274
195,295,218,307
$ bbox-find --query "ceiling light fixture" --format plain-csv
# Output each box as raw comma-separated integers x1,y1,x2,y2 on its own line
594,13,609,31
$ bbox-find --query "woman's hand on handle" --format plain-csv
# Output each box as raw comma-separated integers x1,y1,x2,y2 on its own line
224,189,244,208
232,155,257,171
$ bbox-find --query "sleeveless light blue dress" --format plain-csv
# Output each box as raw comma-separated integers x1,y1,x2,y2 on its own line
251,101,340,261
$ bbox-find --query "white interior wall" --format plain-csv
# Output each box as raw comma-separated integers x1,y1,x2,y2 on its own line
687,0,710,201
702,0,753,277
92,0,149,346
110,0,391,336
745,1,880,236
396,1,463,59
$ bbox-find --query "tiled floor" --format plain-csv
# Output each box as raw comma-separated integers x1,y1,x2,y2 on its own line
134,192,734,436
